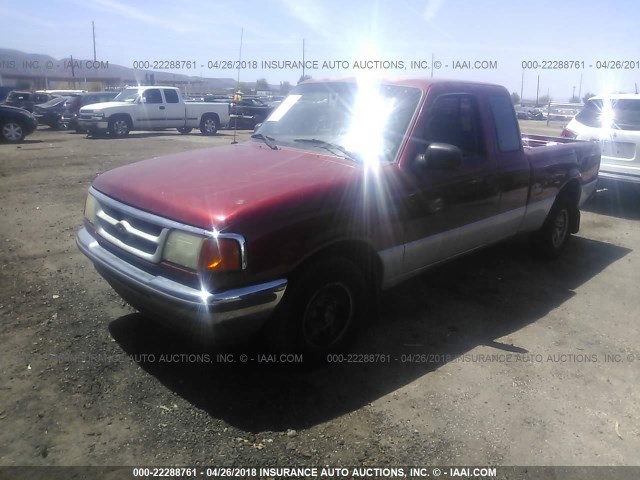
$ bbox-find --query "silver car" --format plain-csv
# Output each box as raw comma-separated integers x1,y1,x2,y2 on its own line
563,94,640,184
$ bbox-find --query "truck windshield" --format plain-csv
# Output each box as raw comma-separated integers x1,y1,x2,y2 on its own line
113,89,140,103
257,82,422,163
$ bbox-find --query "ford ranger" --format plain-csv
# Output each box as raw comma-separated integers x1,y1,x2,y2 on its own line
77,86,230,137
76,78,600,355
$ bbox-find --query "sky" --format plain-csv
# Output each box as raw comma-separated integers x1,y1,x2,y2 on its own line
1,0,639,100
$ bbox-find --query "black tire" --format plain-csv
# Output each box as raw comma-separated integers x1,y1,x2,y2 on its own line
200,115,219,136
108,116,131,138
268,257,367,359
1,120,26,143
177,127,193,134
530,195,573,259
253,115,265,129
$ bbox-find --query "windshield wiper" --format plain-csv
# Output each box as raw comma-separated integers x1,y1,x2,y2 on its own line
292,138,359,162
251,133,278,150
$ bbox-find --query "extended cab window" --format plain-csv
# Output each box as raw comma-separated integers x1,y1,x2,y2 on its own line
143,89,163,104
163,89,179,103
489,94,521,152
423,94,483,156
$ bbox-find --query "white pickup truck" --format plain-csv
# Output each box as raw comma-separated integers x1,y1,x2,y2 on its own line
77,86,230,138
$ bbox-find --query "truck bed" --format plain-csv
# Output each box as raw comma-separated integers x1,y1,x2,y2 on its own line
521,133,588,148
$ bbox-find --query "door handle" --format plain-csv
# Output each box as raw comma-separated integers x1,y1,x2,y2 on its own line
159,106,165,110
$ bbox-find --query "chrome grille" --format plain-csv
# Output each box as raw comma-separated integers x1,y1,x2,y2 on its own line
94,197,169,263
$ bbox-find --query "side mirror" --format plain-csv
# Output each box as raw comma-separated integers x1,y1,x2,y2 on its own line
254,123,262,133
414,143,462,172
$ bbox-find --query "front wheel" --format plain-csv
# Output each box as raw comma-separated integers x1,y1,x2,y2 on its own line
268,257,367,359
530,196,573,258
1,120,26,143
108,116,130,138
200,115,219,135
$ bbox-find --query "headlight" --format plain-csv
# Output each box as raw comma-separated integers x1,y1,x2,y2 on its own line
162,231,242,272
84,193,98,224
92,112,105,119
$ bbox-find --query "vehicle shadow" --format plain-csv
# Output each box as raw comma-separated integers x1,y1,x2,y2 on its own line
1,139,44,145
583,181,640,221
108,235,629,432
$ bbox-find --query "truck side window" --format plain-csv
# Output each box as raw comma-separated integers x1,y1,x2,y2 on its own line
423,94,483,157
163,89,179,103
143,89,163,104
489,95,521,152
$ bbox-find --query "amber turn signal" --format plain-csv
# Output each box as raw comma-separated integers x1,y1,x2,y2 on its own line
199,238,242,272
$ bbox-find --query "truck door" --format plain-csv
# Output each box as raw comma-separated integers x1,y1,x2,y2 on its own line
162,89,184,128
137,88,165,129
487,93,530,235
401,93,501,275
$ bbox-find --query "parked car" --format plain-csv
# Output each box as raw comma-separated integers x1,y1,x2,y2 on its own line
36,89,87,96
562,94,640,184
547,103,582,122
2,91,53,112
78,86,230,137
515,106,533,120
61,91,119,132
77,78,600,356
515,105,547,121
203,94,232,102
228,97,275,129
0,104,38,143
33,95,78,129
0,87,14,103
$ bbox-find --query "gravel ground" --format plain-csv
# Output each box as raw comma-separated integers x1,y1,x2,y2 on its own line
1,125,639,469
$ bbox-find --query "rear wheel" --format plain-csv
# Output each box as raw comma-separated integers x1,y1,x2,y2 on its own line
268,257,367,360
200,115,219,135
177,127,193,134
108,116,130,138
530,196,573,258
1,120,26,143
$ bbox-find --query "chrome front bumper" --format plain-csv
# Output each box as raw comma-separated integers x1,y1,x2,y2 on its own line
76,227,287,335
77,119,108,132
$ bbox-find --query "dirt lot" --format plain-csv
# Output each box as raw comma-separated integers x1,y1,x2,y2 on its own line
1,125,639,468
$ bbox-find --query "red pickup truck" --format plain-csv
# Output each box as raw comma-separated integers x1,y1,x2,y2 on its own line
77,78,600,356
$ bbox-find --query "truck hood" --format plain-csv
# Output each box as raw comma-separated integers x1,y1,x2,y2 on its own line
80,101,135,112
92,142,360,231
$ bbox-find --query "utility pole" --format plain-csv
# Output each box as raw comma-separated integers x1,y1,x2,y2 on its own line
578,73,583,101
92,21,96,61
535,75,540,105
572,85,576,101
232,27,243,145
546,87,550,127
302,38,305,80
70,54,76,88
431,53,434,78
520,69,524,104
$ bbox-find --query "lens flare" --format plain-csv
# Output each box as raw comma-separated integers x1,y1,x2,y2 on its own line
342,79,396,171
